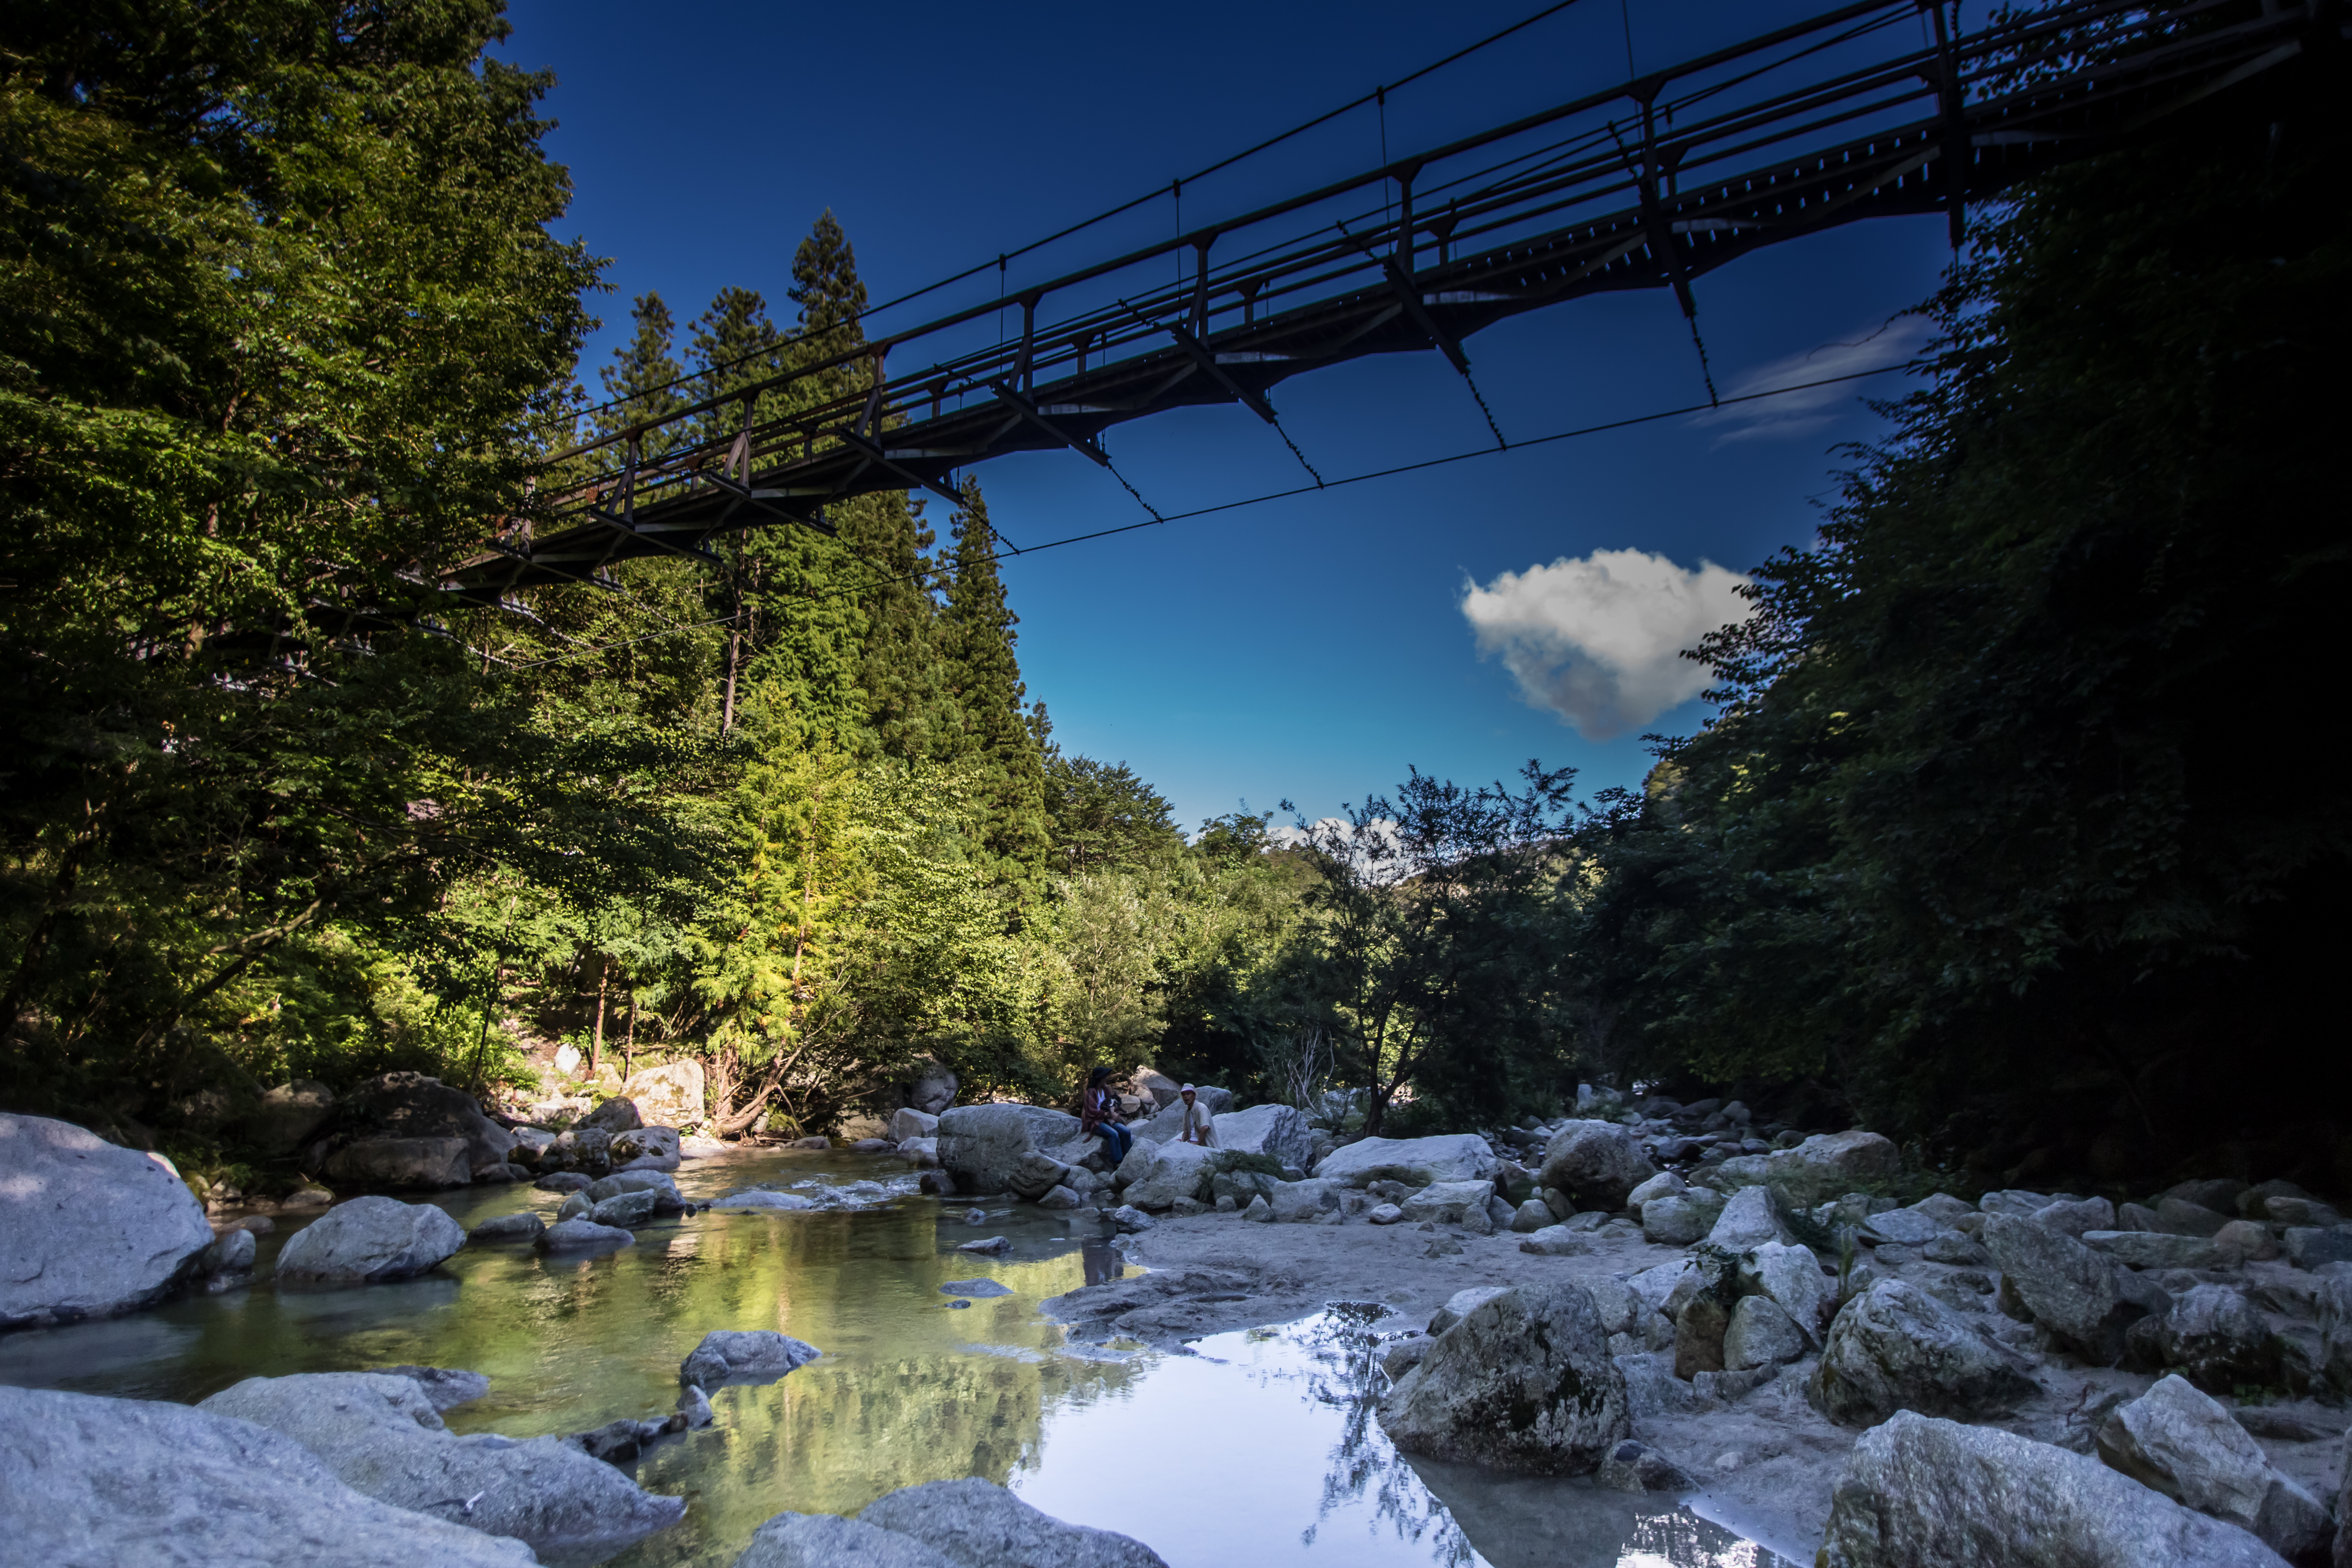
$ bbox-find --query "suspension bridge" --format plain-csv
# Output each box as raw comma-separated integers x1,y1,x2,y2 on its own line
443,0,2334,610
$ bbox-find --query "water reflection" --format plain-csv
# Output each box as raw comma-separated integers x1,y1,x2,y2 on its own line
0,1154,1791,1567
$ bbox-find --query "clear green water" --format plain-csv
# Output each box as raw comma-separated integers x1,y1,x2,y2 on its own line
0,1151,1791,1568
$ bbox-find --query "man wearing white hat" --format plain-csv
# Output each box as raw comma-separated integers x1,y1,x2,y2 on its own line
1176,1084,1216,1147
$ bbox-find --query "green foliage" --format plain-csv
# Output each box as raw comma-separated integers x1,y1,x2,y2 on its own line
1568,78,2349,1183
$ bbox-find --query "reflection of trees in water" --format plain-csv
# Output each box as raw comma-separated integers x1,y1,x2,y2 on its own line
1283,1305,1477,1568
1626,1510,1790,1568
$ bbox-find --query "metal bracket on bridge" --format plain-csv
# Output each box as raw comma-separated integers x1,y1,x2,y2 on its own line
986,382,1111,467
831,428,971,513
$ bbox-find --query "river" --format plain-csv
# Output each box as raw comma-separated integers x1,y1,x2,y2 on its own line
0,1148,1790,1568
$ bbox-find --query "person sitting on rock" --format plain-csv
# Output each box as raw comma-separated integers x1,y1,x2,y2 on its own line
1079,1066,1133,1164
1176,1084,1216,1146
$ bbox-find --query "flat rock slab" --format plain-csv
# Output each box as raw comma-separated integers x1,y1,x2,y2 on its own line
858,1476,1170,1568
940,1278,1014,1298
710,1189,818,1212
2,1383,538,1567
536,1219,634,1253
198,1372,684,1562
0,1112,213,1329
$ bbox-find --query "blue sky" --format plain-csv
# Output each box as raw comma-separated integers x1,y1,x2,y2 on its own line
496,0,1957,829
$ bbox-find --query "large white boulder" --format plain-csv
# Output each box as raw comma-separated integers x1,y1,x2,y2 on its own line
1400,1180,1499,1225
1378,1282,1629,1474
1118,1139,1222,1210
1210,1103,1314,1169
1706,1185,1791,1250
197,1372,683,1562
1737,1240,1835,1345
2,1384,537,1566
888,1107,939,1142
621,1060,707,1127
273,1196,466,1282
1820,1411,2290,1568
1716,1130,1903,1210
1808,1280,2037,1426
937,1104,1081,1194
1536,1121,1656,1209
0,1112,212,1329
1983,1212,2156,1363
735,1513,958,1568
2096,1374,2330,1560
1313,1133,1497,1189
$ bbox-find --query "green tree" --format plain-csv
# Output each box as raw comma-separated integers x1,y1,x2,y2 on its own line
593,292,686,453
940,482,1049,881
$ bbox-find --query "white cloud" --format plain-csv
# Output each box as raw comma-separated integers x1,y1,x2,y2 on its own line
1692,317,1932,444
1461,548,1748,739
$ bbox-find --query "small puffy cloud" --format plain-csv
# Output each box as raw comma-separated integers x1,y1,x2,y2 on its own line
1461,548,1748,739
1693,317,1933,444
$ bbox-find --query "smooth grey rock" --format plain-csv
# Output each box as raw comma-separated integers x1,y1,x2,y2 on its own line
1107,1205,1153,1233
1860,1207,1943,1246
1580,1275,1642,1338
1366,1203,1404,1225
710,1188,818,1212
895,1059,959,1119
1212,1103,1314,1170
1315,1133,1499,1190
1910,1192,1978,1226
1924,1230,1993,1266
937,1104,1082,1196
1819,1411,2291,1568
589,1189,658,1227
1751,1130,1902,1210
736,1511,960,1568
0,1383,537,1566
1723,1295,1807,1370
888,1107,940,1143
1242,1194,1273,1222
1007,1148,1078,1202
198,1372,682,1561
316,1072,517,1176
534,1171,593,1193
2031,1196,2117,1239
899,1136,941,1167
467,1210,547,1244
941,1277,1013,1298
581,1097,643,1134
2159,1197,2234,1237
1382,1335,1433,1380
202,1227,257,1275
318,1136,472,1191
1116,1138,1220,1210
557,1191,593,1223
2159,1178,2249,1216
2285,1226,2352,1270
1036,1183,1084,1210
955,1235,1010,1255
1428,1286,1512,1336
1509,1197,1555,1233
2096,1374,2330,1559
680,1329,821,1388
2213,1219,2279,1262
1627,1170,1687,1210
858,1476,1170,1568
2150,1285,2277,1393
1597,1438,1692,1493
539,1126,614,1179
2266,1196,2343,1230
608,1125,681,1171
1641,1192,1722,1246
1517,1224,1592,1256
373,1366,490,1411
584,1169,684,1209
2118,1200,2165,1233
1809,1280,2037,1425
2081,1229,2229,1271
1536,1121,1657,1209
1977,1188,2058,1219
1269,1178,1343,1223
676,1384,714,1428
622,1060,708,1128
242,1080,338,1157
1379,1282,1630,1474
536,1219,634,1253
276,1196,465,1281
1400,1179,1498,1225
1708,1185,1791,1250
1982,1211,2147,1363
1615,1349,1702,1418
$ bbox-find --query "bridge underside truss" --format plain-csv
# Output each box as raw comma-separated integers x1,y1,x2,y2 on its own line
442,0,2335,611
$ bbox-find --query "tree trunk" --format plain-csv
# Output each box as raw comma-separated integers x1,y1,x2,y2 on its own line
589,955,609,1076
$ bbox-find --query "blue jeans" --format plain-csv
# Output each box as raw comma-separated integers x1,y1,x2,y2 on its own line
1093,1122,1133,1165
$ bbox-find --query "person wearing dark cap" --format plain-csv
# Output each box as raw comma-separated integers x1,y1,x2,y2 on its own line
1079,1065,1133,1165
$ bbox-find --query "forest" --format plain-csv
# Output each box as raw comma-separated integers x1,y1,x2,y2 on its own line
3,1,2343,1197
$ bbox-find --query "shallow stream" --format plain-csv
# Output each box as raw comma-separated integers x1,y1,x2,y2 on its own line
0,1150,1791,1568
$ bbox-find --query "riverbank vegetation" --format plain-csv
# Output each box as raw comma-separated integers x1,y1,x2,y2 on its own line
4,4,2342,1194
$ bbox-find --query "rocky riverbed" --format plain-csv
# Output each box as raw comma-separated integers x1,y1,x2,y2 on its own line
9,1083,2352,1566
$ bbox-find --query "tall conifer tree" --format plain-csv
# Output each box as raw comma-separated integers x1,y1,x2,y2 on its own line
594,292,686,457
942,481,1049,877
